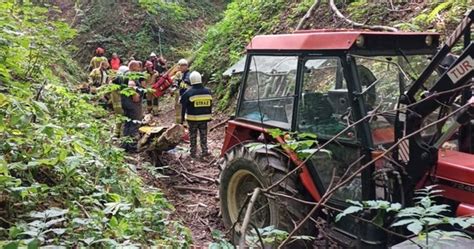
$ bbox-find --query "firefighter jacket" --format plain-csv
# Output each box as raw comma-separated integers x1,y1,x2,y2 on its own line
89,56,108,71
144,70,159,89
180,84,212,122
88,68,107,87
174,70,191,95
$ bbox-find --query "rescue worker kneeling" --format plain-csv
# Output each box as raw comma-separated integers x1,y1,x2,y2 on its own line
180,71,212,158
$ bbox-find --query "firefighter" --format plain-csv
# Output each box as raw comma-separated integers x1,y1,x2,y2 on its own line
173,58,191,124
89,47,108,71
180,71,212,158
149,52,158,70
110,65,129,137
109,52,121,71
121,60,144,152
88,60,109,88
156,56,168,74
143,60,160,115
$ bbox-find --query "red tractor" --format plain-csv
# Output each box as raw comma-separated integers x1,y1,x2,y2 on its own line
218,10,474,248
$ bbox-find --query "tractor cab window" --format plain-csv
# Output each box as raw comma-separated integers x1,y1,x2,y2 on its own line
354,55,439,145
238,55,297,129
297,58,355,140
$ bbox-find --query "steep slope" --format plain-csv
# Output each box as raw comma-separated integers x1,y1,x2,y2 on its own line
0,2,190,247
54,0,228,66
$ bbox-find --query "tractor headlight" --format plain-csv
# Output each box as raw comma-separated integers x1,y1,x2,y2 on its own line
356,35,365,48
425,35,433,46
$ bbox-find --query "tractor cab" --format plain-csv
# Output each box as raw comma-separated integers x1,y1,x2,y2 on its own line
219,20,473,248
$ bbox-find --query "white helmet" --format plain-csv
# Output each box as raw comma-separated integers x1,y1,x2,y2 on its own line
178,58,188,66
118,65,129,74
190,71,202,85
150,52,157,57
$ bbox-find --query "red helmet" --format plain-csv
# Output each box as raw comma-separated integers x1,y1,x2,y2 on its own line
144,60,154,68
95,47,105,55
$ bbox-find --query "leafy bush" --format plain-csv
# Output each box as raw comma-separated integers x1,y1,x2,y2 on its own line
336,185,474,248
0,2,190,247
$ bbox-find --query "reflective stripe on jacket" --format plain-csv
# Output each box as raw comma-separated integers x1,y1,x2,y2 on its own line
180,84,212,122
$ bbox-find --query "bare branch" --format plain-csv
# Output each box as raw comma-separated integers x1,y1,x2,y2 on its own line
295,0,322,31
329,0,398,32
239,187,261,248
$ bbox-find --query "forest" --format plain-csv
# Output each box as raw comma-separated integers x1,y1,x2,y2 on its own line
1,0,473,248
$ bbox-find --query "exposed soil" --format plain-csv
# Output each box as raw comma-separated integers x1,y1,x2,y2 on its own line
137,95,229,247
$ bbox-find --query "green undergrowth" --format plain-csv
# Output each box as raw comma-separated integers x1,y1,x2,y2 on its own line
71,0,226,66
0,2,190,248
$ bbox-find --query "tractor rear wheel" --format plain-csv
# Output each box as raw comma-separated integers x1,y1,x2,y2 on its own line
219,144,315,248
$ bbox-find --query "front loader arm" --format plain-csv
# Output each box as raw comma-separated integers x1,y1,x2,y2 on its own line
394,10,474,194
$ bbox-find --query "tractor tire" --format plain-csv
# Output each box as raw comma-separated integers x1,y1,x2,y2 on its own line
219,144,315,248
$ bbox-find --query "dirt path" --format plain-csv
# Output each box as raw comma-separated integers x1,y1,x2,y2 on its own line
137,96,228,246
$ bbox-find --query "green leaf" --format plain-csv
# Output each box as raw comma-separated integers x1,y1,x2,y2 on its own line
335,206,363,222
27,239,40,249
32,100,49,114
3,241,20,249
267,128,284,138
422,217,442,226
406,221,423,235
109,216,119,228
387,203,402,212
297,132,317,140
391,219,418,227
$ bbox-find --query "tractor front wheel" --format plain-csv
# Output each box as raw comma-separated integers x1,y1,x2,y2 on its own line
219,144,315,248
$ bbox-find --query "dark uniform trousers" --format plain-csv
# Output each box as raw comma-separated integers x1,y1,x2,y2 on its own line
180,84,212,157
121,95,143,152
188,121,208,156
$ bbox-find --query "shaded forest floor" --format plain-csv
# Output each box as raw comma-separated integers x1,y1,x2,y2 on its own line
135,96,228,246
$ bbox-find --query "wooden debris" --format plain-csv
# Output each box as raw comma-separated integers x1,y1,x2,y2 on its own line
174,186,215,193
153,124,185,151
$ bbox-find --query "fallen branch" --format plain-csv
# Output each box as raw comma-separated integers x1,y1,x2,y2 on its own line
295,0,322,31
185,171,219,184
0,216,14,226
239,188,261,248
210,118,230,132
170,168,194,183
174,185,214,193
73,201,91,219
176,158,219,183
329,0,398,32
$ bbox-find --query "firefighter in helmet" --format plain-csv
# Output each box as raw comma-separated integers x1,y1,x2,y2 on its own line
143,60,160,115
120,60,145,152
88,60,109,88
180,71,212,158
172,58,191,124
89,47,108,71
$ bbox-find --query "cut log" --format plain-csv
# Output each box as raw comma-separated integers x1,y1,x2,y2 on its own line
137,126,166,152
152,124,185,151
